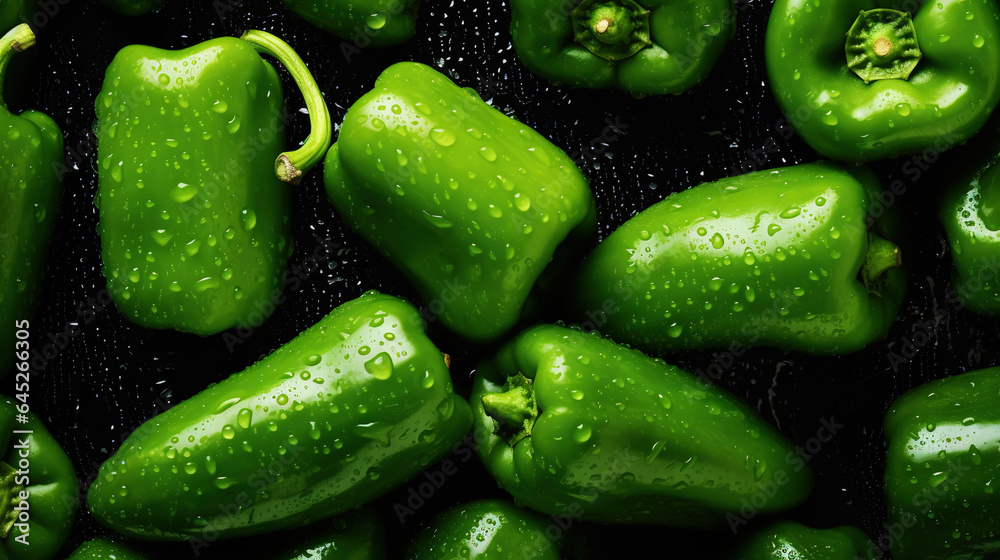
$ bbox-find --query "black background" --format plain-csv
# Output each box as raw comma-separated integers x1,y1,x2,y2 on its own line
10,0,995,557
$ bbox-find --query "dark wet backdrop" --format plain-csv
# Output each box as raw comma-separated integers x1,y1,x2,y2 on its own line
11,0,994,557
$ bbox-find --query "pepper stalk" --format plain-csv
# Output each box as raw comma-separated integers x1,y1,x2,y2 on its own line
240,30,332,184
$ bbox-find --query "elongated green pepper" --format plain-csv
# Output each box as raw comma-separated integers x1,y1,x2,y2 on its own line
0,396,78,560
765,0,1000,162
66,539,147,559
471,325,813,526
96,30,331,335
88,291,473,542
281,0,419,47
98,0,162,16
0,24,62,378
885,367,1000,559
575,161,906,355
324,62,596,343
732,521,876,560
510,0,735,95
941,120,1000,314
406,500,562,560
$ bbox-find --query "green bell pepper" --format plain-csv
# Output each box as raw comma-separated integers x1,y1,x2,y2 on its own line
941,119,1000,314
88,291,473,542
272,507,385,560
574,161,906,355
471,325,813,526
510,0,735,96
66,538,147,559
732,521,876,560
885,367,1000,560
0,24,62,378
281,0,419,47
95,30,331,336
765,0,1000,162
98,0,162,16
0,395,78,560
406,500,562,560
324,62,596,343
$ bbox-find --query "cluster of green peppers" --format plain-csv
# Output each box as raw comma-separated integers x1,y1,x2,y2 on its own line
10,0,1000,557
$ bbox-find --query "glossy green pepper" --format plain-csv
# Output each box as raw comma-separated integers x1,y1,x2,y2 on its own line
95,30,331,335
406,500,562,560
471,325,813,526
0,24,62,378
98,0,162,16
281,0,419,47
941,120,1000,314
272,507,385,560
574,161,906,355
324,62,596,343
66,538,147,559
765,0,1000,162
88,291,473,542
510,0,735,95
885,367,1000,559
732,521,876,560
0,395,78,560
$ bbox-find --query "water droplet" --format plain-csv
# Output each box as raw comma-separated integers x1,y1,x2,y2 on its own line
304,354,322,366
365,12,387,29
237,409,252,429
929,471,948,487
710,232,724,249
573,424,592,443
895,103,912,116
241,207,257,230
364,352,394,380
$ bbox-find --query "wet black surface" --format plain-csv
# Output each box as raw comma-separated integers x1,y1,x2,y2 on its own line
11,0,996,557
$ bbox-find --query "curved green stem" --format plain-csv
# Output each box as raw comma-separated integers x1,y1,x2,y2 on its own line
481,373,538,448
240,30,332,185
862,233,903,296
0,24,36,110
0,462,24,538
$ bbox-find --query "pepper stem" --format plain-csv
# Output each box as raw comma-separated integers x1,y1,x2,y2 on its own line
572,0,651,62
845,9,922,83
240,30,332,185
0,461,24,538
0,24,36,110
862,233,902,296
481,373,538,448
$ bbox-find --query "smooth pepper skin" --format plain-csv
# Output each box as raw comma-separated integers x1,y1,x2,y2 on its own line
471,325,813,526
96,32,331,335
0,396,78,560
732,521,876,560
98,0,163,16
885,367,1000,559
765,0,1000,162
324,62,596,343
574,161,906,356
941,121,1000,314
510,0,735,96
66,538,147,559
87,291,473,541
272,507,386,560
281,0,419,47
0,24,62,378
406,500,561,560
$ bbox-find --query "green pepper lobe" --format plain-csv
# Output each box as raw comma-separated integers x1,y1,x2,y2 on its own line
572,0,652,61
845,9,922,83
